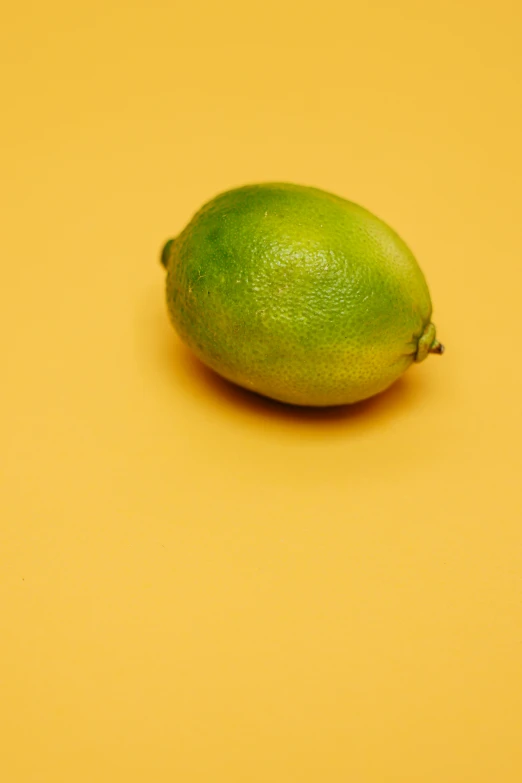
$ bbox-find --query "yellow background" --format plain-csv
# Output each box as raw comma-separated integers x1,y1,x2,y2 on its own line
2,0,521,780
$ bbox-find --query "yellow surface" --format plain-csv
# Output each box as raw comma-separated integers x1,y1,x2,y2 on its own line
1,1,521,780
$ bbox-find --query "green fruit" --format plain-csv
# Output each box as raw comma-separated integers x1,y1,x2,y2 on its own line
160,183,443,406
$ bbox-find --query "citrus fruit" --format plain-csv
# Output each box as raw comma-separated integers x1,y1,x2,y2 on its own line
160,183,443,406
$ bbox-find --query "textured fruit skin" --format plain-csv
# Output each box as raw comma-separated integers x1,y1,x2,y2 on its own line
163,183,437,406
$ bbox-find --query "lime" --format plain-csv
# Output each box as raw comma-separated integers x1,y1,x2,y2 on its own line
161,183,443,406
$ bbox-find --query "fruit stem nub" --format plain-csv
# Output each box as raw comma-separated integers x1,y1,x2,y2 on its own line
160,238,175,269
429,340,445,355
